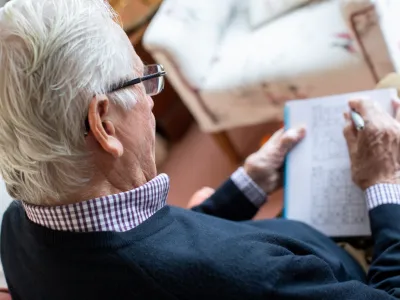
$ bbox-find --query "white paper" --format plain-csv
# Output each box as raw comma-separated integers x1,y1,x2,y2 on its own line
285,88,398,237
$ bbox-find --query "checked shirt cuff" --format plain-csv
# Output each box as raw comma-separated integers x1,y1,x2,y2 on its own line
231,167,267,208
365,184,400,210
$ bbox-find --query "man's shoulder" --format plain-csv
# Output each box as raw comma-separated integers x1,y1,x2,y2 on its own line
2,200,23,224
1,201,24,239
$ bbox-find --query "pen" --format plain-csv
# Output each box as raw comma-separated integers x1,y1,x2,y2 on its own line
350,110,364,131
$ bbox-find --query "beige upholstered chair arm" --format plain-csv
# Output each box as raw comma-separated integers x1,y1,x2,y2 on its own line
339,0,394,82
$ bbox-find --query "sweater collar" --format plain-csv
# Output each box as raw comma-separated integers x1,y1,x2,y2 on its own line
22,174,169,232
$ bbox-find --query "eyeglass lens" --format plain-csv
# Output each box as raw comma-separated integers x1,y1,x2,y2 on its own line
143,64,165,96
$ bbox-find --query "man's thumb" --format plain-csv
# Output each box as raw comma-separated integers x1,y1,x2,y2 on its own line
280,126,306,151
343,112,358,154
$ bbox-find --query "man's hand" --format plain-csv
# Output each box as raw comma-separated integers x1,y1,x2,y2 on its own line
343,99,400,190
244,126,306,194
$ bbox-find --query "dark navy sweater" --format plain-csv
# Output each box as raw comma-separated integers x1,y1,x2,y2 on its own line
1,179,400,299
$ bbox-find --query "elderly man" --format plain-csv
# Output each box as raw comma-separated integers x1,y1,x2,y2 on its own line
1,0,400,299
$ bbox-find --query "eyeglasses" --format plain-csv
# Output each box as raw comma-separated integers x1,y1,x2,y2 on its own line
110,64,166,96
84,64,166,135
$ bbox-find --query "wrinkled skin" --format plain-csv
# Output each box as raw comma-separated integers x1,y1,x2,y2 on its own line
343,99,400,190
244,126,306,194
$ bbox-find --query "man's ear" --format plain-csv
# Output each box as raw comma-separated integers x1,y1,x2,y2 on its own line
88,95,123,158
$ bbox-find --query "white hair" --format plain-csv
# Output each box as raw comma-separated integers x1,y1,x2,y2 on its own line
0,0,139,205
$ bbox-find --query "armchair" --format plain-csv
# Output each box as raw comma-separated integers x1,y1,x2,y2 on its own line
143,0,395,163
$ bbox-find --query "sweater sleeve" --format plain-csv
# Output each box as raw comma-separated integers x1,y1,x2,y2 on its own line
190,177,260,221
267,255,396,299
230,167,267,208
364,184,400,297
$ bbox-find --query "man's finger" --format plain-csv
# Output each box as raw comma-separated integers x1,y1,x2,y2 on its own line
392,99,400,121
343,111,351,121
343,112,357,154
280,126,306,152
260,128,284,145
344,111,358,131
348,98,369,117
258,128,284,153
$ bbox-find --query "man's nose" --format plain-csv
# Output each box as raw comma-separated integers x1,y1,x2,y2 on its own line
148,96,154,109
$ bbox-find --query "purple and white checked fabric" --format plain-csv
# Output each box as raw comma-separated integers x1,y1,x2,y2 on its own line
22,168,267,232
23,174,170,232
231,167,267,208
365,184,400,210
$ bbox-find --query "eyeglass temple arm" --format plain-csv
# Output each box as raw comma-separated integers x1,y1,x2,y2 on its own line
86,70,167,135
140,70,166,82
110,71,167,93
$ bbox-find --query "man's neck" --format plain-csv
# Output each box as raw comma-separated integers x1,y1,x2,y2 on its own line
46,165,157,207
22,173,170,232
